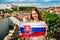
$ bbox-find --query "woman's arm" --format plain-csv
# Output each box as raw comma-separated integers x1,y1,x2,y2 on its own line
43,25,48,40
45,25,48,37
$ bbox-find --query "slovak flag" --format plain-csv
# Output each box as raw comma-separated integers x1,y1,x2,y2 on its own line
20,22,46,38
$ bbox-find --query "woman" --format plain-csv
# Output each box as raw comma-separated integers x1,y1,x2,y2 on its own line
30,8,48,40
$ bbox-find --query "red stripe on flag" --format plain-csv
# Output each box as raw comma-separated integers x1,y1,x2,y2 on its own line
22,32,45,38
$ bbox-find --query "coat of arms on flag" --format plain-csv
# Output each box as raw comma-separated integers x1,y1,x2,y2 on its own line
24,25,31,34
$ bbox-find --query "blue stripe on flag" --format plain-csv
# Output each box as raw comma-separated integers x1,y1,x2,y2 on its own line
20,27,46,33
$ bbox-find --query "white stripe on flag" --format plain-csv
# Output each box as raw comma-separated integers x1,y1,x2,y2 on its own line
20,25,45,28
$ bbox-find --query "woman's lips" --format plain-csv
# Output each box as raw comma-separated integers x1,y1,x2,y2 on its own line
34,16,37,18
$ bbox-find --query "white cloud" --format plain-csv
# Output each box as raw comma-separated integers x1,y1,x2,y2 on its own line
29,0,35,1
44,0,52,2
18,0,26,2
0,2,60,9
0,4,7,9
12,3,41,7
7,0,26,2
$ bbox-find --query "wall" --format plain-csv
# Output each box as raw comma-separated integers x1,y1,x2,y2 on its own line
0,18,9,40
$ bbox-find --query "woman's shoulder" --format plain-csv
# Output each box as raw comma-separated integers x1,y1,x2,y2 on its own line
30,20,45,23
39,21,45,23
39,21,46,25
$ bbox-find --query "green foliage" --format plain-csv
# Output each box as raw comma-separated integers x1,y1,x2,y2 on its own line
3,7,32,13
19,7,32,11
4,7,18,13
5,9,13,13
42,12,59,25
12,8,18,11
42,12,59,38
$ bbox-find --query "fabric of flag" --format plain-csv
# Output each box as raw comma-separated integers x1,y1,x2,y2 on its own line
19,21,46,38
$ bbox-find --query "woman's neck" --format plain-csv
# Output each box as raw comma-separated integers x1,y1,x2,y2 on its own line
34,19,40,22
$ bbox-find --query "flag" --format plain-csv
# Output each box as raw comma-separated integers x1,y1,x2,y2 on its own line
19,22,46,38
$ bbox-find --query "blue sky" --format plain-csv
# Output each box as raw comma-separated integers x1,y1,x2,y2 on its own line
0,0,60,9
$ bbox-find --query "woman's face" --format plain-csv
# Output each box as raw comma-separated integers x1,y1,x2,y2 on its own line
31,11,38,20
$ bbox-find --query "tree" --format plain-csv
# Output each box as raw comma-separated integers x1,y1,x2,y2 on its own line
42,12,59,38
5,9,13,13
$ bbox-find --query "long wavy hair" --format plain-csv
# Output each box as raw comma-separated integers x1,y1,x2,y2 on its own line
30,8,43,21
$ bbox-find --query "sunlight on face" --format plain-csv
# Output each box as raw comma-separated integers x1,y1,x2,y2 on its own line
31,11,38,20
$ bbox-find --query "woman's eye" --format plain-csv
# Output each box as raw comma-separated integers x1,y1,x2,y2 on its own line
33,13,37,15
32,13,37,15
34,13,37,14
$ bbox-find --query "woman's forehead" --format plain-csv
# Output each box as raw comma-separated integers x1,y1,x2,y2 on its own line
31,11,37,14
